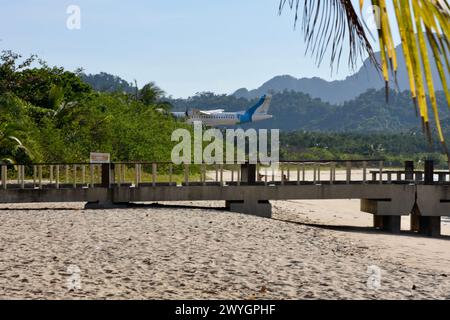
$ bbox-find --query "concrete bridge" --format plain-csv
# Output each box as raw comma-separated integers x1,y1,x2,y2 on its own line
1,160,449,237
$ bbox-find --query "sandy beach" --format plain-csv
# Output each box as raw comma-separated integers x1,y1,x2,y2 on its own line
0,198,449,300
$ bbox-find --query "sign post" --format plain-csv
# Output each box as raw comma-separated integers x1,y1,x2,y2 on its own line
90,152,110,164
90,153,111,187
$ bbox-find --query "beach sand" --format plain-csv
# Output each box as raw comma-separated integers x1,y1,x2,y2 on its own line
0,199,449,300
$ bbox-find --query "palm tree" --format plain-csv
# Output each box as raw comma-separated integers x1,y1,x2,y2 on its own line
0,94,34,164
279,0,450,160
0,123,32,164
139,81,172,111
139,82,166,105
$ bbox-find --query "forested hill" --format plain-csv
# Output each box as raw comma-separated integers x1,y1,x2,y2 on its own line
80,72,136,94
167,89,449,133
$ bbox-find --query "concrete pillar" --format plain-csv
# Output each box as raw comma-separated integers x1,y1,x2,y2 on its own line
373,215,383,228
101,163,111,187
240,163,256,184
417,216,441,237
373,215,401,233
424,160,434,185
410,216,420,232
405,161,414,181
227,163,271,217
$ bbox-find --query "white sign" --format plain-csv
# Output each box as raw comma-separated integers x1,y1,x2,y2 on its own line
90,152,110,164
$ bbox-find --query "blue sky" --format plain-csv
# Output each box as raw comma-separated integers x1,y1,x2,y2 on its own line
0,0,398,98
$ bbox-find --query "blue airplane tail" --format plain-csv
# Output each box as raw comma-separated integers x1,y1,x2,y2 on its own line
239,95,272,123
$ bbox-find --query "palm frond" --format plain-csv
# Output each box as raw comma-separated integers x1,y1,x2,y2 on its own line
0,157,15,165
279,0,379,71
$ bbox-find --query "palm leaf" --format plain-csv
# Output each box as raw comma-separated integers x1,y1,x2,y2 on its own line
279,0,379,70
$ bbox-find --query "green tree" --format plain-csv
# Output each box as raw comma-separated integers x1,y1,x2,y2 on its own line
0,94,36,163
139,82,172,111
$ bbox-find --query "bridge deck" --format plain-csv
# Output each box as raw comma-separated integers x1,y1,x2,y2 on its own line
0,183,417,203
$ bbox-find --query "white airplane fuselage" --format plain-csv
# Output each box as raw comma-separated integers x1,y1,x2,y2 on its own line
170,95,273,127
171,112,273,126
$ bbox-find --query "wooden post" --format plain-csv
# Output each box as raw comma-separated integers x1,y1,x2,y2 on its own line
330,163,335,184
424,160,434,185
405,161,414,181
184,164,189,186
1,164,6,189
82,165,86,186
56,165,60,189
73,165,77,188
237,165,241,185
38,165,43,189
416,172,423,181
169,164,173,186
281,166,285,185
264,167,268,186
241,163,256,185
90,164,94,188
117,164,121,187
317,165,321,183
33,165,37,188
202,164,206,186
49,165,53,184
346,161,351,184
20,165,25,189
65,165,69,184
101,163,110,188
134,164,139,187
220,164,224,186
363,161,367,184
152,163,157,187
138,164,142,184
379,161,383,185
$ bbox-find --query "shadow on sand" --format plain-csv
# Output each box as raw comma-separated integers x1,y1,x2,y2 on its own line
272,217,450,240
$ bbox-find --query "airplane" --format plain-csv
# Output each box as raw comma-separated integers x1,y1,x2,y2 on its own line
170,95,273,126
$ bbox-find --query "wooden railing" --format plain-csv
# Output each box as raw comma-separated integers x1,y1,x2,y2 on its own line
1,159,444,190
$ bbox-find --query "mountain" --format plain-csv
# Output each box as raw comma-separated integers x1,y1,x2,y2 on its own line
233,44,449,104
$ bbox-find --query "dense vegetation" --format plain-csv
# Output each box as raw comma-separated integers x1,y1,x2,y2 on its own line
0,51,187,165
280,131,447,167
